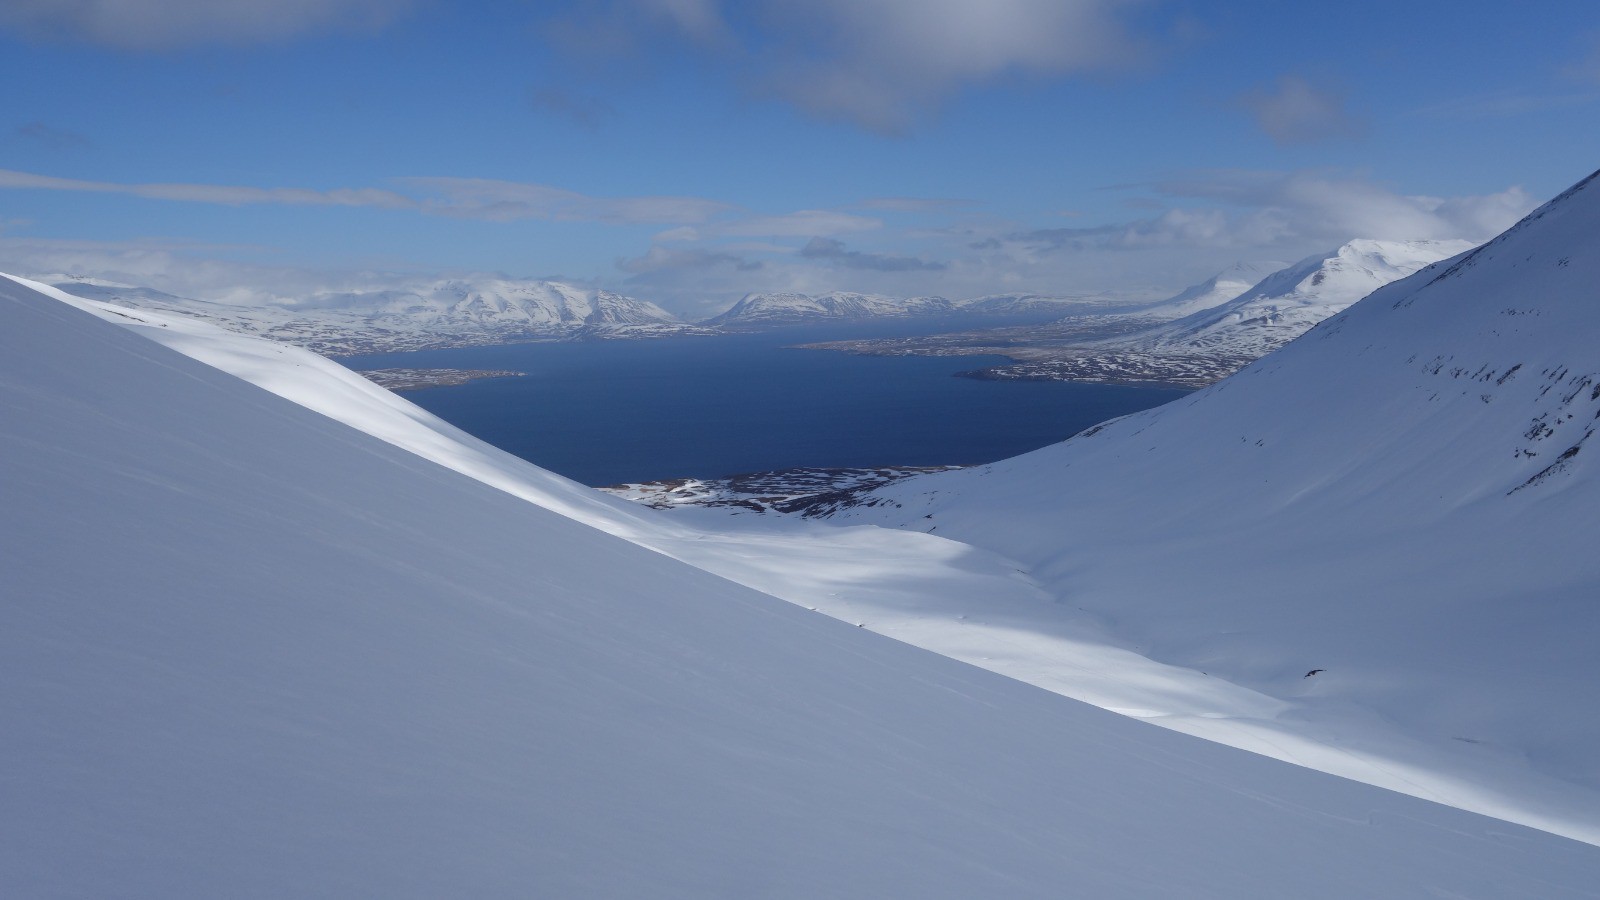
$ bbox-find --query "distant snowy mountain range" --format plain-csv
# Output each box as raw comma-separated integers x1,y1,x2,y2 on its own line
44,274,707,355
819,239,1480,387
704,289,1133,327
42,241,1467,366
36,239,1483,388
43,275,1146,355
704,290,956,325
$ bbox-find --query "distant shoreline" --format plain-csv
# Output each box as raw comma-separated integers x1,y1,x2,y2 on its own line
356,368,526,392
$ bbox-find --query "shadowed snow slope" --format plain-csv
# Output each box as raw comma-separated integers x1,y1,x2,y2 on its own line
832,170,1600,840
6,277,1600,893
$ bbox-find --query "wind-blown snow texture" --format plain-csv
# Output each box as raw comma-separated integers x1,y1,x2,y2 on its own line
6,270,1600,893
831,171,1600,840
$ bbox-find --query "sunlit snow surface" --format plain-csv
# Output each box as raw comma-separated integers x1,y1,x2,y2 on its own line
4,173,1599,894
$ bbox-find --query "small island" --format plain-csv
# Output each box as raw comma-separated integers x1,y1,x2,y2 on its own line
357,368,526,392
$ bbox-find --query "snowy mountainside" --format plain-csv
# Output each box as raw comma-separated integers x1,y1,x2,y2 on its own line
1113,239,1474,358
1129,259,1288,319
12,279,1600,895
784,253,1450,390
47,273,692,355
703,290,955,326
828,170,1600,834
950,240,1475,387
297,277,677,328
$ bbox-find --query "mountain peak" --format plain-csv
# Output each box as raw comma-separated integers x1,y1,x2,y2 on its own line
1124,237,1475,355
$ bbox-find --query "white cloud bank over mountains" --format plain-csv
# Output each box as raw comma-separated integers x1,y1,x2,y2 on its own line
0,165,1536,317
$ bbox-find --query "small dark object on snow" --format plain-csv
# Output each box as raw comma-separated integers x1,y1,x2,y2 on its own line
1304,669,1325,678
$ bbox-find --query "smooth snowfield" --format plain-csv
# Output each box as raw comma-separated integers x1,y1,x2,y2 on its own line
13,282,1600,895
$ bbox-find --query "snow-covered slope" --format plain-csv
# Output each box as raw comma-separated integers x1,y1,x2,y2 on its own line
830,170,1600,839
1130,260,1289,319
704,290,955,326
1116,239,1473,358
12,279,1600,895
47,273,685,354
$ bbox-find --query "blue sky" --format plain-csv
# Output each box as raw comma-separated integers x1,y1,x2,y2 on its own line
0,0,1596,316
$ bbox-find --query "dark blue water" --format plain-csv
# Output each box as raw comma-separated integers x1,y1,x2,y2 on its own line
340,323,1188,486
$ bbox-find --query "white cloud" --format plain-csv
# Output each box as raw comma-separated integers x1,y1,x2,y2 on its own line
0,168,415,208
987,171,1532,258
712,209,882,238
0,168,737,225
402,177,736,224
769,0,1146,131
553,0,1149,133
856,197,976,213
800,237,945,271
934,170,1538,310
0,235,309,305
616,245,760,275
527,85,617,130
638,0,730,44
0,166,1543,319
1148,170,1533,244
0,166,888,253
0,0,412,50
1241,76,1364,145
